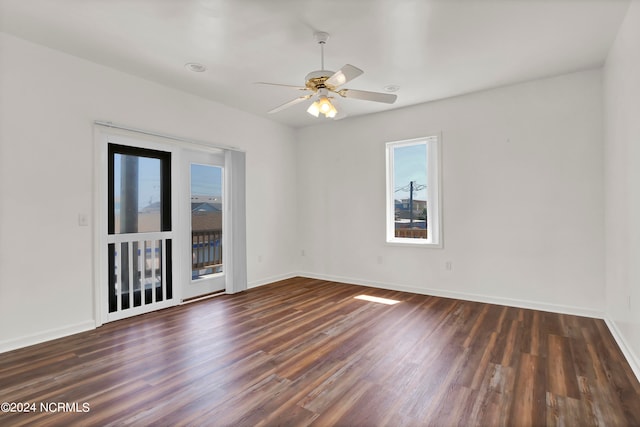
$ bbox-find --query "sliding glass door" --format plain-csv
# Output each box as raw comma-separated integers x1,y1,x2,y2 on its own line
95,126,246,324
106,143,174,320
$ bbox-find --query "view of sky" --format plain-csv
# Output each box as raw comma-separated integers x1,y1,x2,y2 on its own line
393,144,427,200
114,154,161,211
114,155,222,212
113,147,420,210
191,163,222,198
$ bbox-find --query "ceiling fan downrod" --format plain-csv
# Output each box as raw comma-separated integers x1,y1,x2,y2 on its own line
314,31,330,71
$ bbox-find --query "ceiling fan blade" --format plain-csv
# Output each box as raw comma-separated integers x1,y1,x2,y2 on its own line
338,89,397,104
255,82,308,90
333,110,348,120
268,94,313,114
325,64,363,88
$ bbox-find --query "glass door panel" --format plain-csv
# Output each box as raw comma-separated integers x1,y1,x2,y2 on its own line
182,150,226,300
191,164,223,279
107,143,173,319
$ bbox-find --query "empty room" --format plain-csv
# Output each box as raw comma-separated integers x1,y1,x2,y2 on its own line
1,0,640,425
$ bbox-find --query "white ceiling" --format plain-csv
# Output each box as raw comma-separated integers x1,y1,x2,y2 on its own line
0,0,631,128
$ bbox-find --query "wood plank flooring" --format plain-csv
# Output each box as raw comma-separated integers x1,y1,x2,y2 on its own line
1,277,639,426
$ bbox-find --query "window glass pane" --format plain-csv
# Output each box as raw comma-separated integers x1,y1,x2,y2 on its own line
191,164,223,279
113,154,161,234
393,143,428,240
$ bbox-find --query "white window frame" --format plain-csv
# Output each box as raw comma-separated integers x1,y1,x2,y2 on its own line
385,135,442,248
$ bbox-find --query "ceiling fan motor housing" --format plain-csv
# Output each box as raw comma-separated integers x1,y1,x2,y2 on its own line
305,70,336,91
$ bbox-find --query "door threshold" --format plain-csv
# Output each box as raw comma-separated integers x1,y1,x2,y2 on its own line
182,291,226,304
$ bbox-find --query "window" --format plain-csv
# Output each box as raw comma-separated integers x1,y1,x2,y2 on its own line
386,136,442,247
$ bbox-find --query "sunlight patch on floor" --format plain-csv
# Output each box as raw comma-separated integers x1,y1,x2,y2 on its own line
354,295,401,305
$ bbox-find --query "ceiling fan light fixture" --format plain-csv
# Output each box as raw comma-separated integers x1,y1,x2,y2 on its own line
318,96,333,114
307,96,337,119
325,99,338,118
307,101,320,117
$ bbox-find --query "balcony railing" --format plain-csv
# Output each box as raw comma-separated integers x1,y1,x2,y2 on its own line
192,229,222,272
395,228,428,239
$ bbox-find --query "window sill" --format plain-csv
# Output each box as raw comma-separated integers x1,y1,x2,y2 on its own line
385,238,442,248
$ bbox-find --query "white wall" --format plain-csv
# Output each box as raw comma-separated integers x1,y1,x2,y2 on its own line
604,1,640,377
0,33,298,351
297,69,605,316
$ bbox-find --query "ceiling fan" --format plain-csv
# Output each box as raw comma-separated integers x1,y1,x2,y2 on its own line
258,31,397,119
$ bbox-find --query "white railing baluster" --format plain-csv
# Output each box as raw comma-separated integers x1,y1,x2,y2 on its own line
127,242,133,308
151,239,157,304
139,240,145,306
161,239,167,302
128,241,134,309
115,244,122,313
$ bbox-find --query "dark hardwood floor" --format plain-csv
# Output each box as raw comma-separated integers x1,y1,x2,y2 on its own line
1,277,639,426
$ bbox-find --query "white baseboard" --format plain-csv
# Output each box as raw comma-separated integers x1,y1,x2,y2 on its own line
296,271,604,318
248,272,298,289
0,320,96,354
604,317,640,383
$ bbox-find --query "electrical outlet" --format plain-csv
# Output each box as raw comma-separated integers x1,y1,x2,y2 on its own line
445,261,453,271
